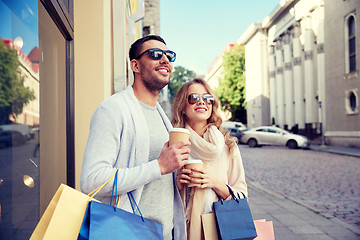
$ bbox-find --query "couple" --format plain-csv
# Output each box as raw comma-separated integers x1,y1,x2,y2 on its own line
80,35,248,240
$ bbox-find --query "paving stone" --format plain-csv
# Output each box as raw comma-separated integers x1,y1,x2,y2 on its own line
272,213,312,226
241,145,360,239
289,225,324,234
318,225,356,234
300,212,335,226
239,145,360,232
303,234,335,240
326,231,360,240
273,226,305,240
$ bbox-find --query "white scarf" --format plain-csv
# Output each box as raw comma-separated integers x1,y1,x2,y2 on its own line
185,125,226,240
187,125,225,163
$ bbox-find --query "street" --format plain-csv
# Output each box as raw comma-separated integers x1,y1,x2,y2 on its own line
239,144,360,234
0,140,40,239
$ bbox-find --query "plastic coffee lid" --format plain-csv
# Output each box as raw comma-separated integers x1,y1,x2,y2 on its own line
169,128,190,134
187,159,203,164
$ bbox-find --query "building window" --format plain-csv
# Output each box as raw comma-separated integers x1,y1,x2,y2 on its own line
345,89,358,115
0,1,40,238
345,14,356,74
350,92,356,111
143,26,150,36
348,16,356,72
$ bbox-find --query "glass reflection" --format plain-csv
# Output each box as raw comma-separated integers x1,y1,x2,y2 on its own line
0,0,40,239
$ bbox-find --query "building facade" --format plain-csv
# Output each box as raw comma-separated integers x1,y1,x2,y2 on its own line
0,0,151,238
143,0,160,36
239,0,359,147
240,0,325,136
323,0,360,147
204,43,235,90
237,23,271,128
2,39,40,127
204,43,236,121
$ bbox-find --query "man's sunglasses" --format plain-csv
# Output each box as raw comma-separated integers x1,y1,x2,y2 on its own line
135,48,176,62
187,93,215,105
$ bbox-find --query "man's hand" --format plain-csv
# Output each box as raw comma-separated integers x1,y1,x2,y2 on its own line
176,167,192,190
157,140,190,175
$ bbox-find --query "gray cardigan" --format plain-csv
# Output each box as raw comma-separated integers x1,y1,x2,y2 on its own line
80,85,186,240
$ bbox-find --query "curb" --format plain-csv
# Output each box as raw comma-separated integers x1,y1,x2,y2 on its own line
309,145,360,158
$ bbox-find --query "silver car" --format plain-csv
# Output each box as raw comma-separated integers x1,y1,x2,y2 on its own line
240,126,309,149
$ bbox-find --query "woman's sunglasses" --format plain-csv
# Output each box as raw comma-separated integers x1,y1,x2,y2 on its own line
187,93,215,105
135,48,176,62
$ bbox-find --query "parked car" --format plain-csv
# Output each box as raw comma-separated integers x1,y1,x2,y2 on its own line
0,130,26,148
221,121,247,131
240,126,309,149
226,127,243,141
0,124,31,140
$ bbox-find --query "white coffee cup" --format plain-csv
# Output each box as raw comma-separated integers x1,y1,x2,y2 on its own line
185,158,204,187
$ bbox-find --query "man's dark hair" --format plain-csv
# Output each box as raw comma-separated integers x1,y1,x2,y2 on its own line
129,35,166,60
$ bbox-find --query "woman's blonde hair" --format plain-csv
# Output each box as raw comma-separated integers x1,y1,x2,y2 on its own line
171,78,237,151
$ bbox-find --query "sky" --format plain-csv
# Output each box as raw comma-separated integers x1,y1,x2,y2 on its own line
0,0,39,55
160,0,280,76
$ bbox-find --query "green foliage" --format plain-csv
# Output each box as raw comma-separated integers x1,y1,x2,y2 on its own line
168,66,196,102
0,40,35,124
216,44,247,123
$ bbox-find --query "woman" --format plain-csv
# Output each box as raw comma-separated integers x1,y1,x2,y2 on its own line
171,78,248,239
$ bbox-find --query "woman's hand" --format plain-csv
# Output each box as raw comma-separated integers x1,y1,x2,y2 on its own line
189,167,219,189
176,167,192,191
190,167,230,200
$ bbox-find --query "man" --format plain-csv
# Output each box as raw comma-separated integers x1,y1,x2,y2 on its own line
80,35,190,240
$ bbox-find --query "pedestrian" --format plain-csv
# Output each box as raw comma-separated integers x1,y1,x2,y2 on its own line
290,124,299,134
80,35,190,240
171,78,248,239
32,129,40,157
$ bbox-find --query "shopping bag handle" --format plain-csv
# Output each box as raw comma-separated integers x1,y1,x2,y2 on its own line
227,185,238,202
110,169,119,209
216,185,246,205
128,192,145,222
108,170,145,222
226,185,246,200
87,169,119,200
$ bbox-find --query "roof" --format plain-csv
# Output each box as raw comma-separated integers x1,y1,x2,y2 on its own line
1,38,39,73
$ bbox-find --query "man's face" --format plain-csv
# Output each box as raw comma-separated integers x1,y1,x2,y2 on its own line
135,40,173,92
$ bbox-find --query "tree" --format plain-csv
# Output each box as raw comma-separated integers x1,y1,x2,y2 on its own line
216,44,247,123
0,40,35,124
168,66,195,102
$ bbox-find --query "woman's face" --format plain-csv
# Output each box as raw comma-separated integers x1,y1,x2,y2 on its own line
183,83,213,127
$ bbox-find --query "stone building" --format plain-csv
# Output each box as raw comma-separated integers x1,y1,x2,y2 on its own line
142,0,172,116
323,0,360,147
143,0,160,36
238,0,360,147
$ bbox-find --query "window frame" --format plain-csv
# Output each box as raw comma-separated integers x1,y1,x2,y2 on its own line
345,88,359,115
344,13,357,75
40,0,75,186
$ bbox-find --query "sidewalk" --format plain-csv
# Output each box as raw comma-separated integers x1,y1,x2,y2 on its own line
247,180,360,240
309,144,360,158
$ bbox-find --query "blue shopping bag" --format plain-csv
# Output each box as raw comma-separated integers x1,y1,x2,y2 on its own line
213,186,257,240
78,170,163,240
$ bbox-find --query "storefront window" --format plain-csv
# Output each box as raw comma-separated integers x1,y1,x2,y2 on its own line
0,0,40,239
